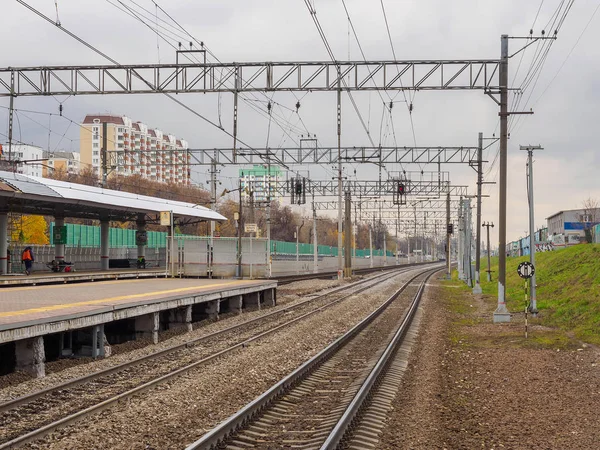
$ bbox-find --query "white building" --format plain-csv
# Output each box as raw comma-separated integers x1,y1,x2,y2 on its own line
0,144,43,177
80,114,191,185
239,165,283,203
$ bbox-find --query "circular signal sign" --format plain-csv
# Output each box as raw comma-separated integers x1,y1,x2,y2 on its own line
517,261,535,279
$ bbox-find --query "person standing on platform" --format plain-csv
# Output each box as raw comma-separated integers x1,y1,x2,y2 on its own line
21,246,34,276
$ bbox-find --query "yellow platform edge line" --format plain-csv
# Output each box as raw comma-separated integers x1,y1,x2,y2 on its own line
0,281,243,318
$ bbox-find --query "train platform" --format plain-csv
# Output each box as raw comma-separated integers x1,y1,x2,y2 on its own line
0,278,277,378
0,268,167,287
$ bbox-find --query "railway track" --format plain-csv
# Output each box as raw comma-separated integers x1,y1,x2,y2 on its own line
269,260,432,285
186,267,440,449
0,265,427,449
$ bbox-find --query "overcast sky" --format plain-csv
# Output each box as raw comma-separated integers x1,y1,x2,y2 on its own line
1,0,599,247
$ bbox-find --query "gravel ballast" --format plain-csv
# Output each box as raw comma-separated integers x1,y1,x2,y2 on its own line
377,276,600,449
19,268,427,449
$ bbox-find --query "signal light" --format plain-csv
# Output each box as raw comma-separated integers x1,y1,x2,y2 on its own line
398,183,405,195
295,180,303,195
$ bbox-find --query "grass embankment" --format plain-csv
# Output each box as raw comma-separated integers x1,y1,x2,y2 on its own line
474,244,600,344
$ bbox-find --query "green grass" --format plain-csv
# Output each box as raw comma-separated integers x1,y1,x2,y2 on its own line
477,244,600,344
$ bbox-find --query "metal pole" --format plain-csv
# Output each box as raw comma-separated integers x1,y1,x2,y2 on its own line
8,73,14,169
473,132,483,293
296,225,299,274
466,199,473,288
101,122,108,188
495,34,511,322
237,179,243,279
313,201,318,273
521,145,542,315
344,191,352,277
233,70,239,163
209,158,217,278
337,79,343,279
369,226,373,268
266,151,272,277
446,192,451,278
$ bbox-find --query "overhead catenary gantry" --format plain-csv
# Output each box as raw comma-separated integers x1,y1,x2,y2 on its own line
186,147,479,165
245,179,468,198
0,57,496,281
312,199,462,210
0,60,500,96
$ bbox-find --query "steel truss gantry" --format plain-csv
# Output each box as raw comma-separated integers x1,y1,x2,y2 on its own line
359,210,458,220
312,199,462,210
190,147,478,165
245,179,468,197
0,60,500,97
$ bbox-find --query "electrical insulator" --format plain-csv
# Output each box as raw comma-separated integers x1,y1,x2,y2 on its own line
447,224,454,234
296,101,300,112
59,104,63,116
267,101,272,113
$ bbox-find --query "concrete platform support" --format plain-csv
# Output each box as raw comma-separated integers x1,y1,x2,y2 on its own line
168,306,192,332
100,218,109,271
206,300,220,320
135,312,159,344
262,288,276,307
15,336,45,378
0,211,7,275
244,292,261,310
228,295,243,314
54,216,65,262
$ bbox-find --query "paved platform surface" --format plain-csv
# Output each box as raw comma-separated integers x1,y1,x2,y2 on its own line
0,278,275,334
0,268,166,287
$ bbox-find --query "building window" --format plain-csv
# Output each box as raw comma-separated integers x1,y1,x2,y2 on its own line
93,143,99,148
93,151,99,156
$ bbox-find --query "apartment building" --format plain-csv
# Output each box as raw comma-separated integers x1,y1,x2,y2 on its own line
80,114,191,184
42,151,81,177
239,165,283,202
0,144,43,177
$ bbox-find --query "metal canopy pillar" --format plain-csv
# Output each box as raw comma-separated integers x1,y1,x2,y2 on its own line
0,207,8,274
100,217,110,271
54,215,65,264
136,213,146,263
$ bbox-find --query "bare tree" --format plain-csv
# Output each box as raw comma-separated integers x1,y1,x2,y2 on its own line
581,197,600,242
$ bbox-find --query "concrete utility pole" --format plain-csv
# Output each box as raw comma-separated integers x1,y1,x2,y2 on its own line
483,222,494,282
495,34,511,322
101,122,108,188
446,192,451,278
344,191,352,277
521,144,543,316
473,132,484,294
336,77,343,280
458,200,464,279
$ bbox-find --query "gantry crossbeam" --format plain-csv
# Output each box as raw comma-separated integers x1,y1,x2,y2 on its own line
192,147,478,165
312,199,462,210
0,60,500,97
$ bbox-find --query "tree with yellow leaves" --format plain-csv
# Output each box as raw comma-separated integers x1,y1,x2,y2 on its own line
10,215,50,245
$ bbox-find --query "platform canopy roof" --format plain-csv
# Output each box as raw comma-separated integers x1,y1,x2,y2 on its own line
0,171,226,223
